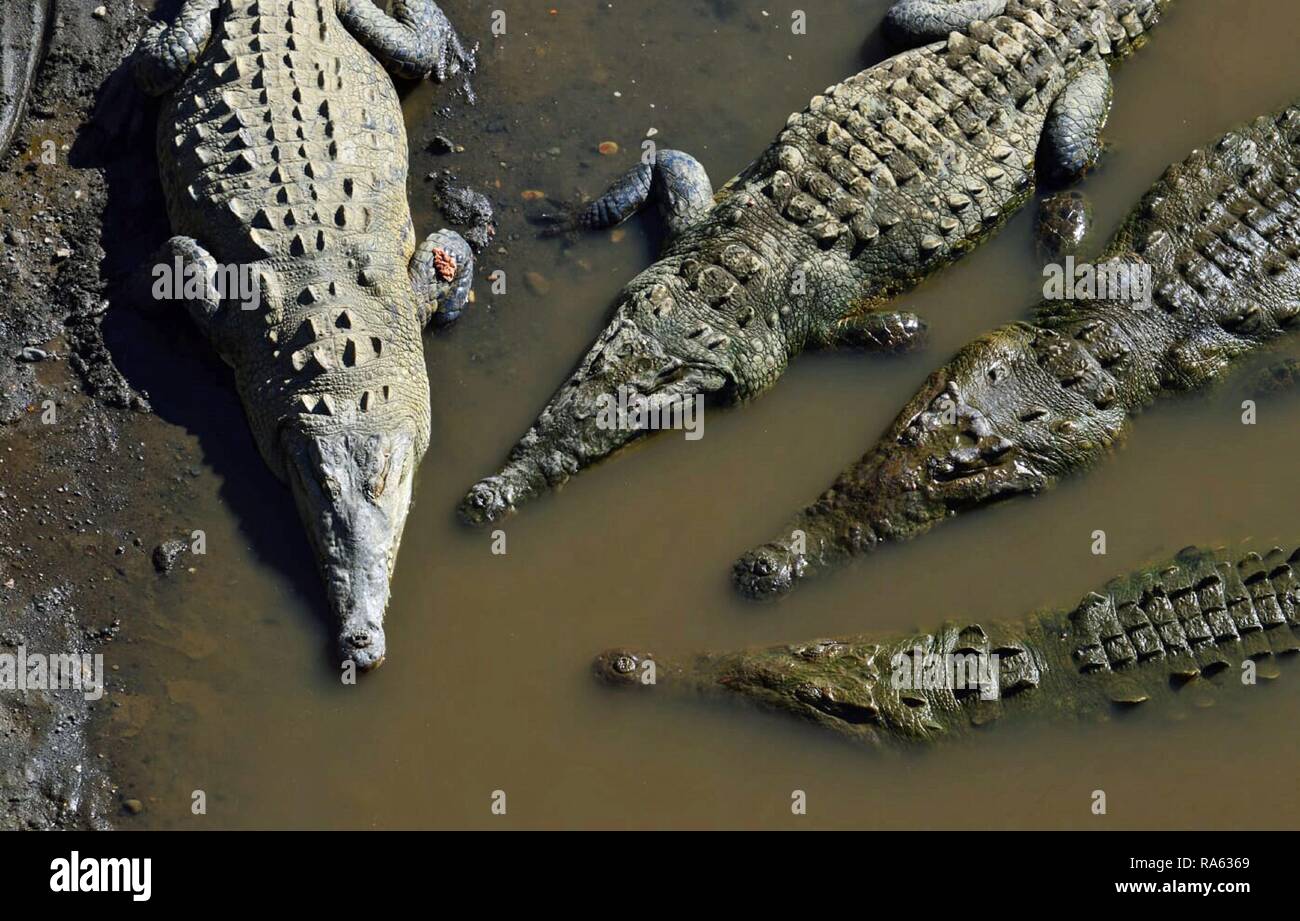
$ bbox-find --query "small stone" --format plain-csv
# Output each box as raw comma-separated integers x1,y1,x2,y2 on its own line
17,347,48,362
152,539,187,574
122,798,144,815
93,6,108,19
524,272,551,296
520,189,546,202
598,141,620,156
426,135,456,154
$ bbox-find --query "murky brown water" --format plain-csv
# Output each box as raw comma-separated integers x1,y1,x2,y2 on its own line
104,0,1300,829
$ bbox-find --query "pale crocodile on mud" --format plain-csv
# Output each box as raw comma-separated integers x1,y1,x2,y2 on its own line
597,543,1300,748
459,0,1170,526
735,103,1300,600
131,0,474,669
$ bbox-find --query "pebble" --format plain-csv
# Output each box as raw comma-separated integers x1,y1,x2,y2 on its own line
520,189,546,202
122,798,144,815
598,141,619,155
151,539,187,574
17,347,48,362
426,135,456,155
524,272,551,296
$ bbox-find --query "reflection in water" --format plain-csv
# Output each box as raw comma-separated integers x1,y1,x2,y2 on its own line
105,0,1300,829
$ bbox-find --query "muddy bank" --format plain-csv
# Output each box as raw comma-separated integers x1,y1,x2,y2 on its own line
0,0,165,830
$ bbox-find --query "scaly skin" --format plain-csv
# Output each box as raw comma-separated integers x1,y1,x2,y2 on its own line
133,0,473,669
597,544,1300,748
0,0,53,156
461,0,1171,526
1035,189,1093,258
736,104,1300,599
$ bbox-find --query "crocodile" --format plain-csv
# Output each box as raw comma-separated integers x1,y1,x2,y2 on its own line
734,103,1300,600
0,0,54,157
596,543,1300,748
130,0,475,669
459,0,1171,526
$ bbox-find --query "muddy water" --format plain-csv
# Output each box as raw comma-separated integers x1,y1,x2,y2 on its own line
104,0,1300,828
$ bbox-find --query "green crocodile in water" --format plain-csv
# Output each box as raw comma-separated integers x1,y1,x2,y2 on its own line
459,0,1171,526
131,0,474,669
734,102,1300,600
597,543,1300,748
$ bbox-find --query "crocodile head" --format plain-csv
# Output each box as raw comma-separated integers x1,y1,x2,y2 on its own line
282,425,420,671
459,312,732,525
735,326,1057,600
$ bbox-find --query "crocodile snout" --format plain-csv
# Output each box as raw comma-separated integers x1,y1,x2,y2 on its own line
458,476,514,525
592,648,656,688
732,543,806,599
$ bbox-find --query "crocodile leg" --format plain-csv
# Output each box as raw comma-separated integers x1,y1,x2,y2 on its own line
151,235,229,353
882,0,1008,46
411,229,474,328
130,0,220,96
815,310,927,353
543,149,715,242
336,0,473,82
1040,60,1113,184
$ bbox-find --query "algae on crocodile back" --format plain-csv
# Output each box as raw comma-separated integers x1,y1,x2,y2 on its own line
598,543,1300,748
734,101,1300,601
130,0,475,670
458,0,1173,527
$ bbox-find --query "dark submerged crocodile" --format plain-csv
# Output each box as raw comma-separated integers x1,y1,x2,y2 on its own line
597,543,1300,748
0,0,54,157
460,0,1170,526
735,103,1300,599
131,0,474,669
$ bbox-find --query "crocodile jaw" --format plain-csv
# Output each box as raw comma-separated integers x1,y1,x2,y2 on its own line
283,426,419,671
458,318,730,525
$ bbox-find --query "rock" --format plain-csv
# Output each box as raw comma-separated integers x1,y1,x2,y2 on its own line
151,539,187,574
16,347,48,362
426,134,456,155
432,177,496,252
122,798,143,815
